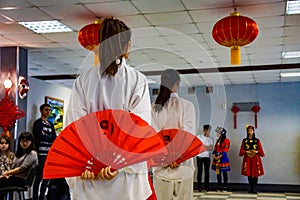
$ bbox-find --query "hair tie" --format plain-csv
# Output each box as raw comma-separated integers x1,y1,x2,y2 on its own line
1,131,11,139
115,58,121,65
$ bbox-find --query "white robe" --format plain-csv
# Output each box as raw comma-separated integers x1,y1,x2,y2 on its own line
65,58,152,200
151,93,196,200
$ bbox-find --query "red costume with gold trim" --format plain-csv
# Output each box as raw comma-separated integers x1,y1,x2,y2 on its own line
239,138,264,177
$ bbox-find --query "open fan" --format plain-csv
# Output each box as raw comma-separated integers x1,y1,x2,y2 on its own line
43,110,166,179
150,129,206,167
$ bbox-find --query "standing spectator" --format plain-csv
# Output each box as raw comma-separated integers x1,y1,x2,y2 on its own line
65,17,153,200
212,127,230,192
0,132,38,199
196,124,214,191
32,103,57,200
151,69,196,200
239,125,265,194
0,132,15,176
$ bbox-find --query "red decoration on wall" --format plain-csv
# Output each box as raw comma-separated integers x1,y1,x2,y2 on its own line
231,105,240,129
212,11,259,65
0,88,25,132
251,105,261,128
18,77,29,99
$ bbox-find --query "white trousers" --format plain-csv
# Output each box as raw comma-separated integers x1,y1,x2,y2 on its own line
153,177,193,200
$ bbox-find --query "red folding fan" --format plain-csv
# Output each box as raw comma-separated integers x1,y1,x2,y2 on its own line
150,129,206,167
43,110,166,179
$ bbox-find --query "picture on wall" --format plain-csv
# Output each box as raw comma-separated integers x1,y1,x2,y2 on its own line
45,96,64,134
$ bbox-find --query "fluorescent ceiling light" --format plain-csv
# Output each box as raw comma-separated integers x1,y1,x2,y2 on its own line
0,7,19,10
19,20,72,33
280,72,300,78
282,51,300,59
286,0,300,15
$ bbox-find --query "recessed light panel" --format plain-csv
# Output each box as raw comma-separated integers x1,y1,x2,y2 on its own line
280,72,300,77
19,20,72,33
286,0,300,15
282,51,300,59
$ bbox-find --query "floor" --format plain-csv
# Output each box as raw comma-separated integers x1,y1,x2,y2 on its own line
193,191,300,200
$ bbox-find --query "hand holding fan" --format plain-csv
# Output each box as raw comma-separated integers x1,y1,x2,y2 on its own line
44,110,166,179
150,129,206,167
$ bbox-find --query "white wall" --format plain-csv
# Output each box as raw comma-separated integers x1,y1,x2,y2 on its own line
150,82,300,185
26,77,72,133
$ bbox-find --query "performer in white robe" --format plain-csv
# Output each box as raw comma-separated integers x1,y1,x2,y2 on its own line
151,69,196,200
65,17,152,200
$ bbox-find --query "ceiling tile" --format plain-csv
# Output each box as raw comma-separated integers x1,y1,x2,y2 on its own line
42,32,78,43
132,0,184,13
160,23,199,35
27,0,80,6
284,36,300,45
5,33,52,44
118,15,151,28
84,1,140,16
285,27,300,37
40,4,94,20
145,11,192,26
285,15,300,26
1,7,53,22
236,2,285,17
255,16,284,29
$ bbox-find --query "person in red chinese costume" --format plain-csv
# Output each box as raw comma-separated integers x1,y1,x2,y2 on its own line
239,125,265,194
211,127,230,192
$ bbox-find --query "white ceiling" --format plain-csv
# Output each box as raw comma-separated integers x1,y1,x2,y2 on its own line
1,0,300,88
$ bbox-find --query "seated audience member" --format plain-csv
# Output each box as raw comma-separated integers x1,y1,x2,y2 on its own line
0,132,15,175
0,131,38,199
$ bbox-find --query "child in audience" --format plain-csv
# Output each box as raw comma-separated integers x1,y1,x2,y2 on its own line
0,132,15,175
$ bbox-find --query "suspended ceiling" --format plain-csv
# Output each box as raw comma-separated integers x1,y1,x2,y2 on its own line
0,0,300,88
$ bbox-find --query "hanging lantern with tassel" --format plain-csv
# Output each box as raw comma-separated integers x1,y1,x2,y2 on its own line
231,105,240,129
252,105,261,128
212,10,259,65
78,19,103,66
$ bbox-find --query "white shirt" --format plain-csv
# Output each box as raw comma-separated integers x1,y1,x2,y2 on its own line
151,93,196,181
65,58,152,200
197,134,214,158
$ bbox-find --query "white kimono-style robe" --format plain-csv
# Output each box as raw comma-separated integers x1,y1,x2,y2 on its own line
65,58,152,200
151,93,196,200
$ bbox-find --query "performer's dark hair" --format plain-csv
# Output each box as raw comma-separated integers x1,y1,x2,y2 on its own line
154,69,180,112
99,17,131,76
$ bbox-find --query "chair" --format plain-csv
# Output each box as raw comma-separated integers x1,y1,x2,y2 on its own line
0,163,38,200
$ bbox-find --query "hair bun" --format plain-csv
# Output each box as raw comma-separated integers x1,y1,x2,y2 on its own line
1,131,11,138
215,127,226,135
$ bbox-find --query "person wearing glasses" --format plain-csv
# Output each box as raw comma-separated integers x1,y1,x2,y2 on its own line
32,103,57,200
0,132,38,199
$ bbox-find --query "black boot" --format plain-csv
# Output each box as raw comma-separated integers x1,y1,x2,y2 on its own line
252,177,258,194
248,176,254,193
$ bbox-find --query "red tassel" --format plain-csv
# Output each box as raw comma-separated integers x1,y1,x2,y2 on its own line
231,106,240,129
233,113,237,129
254,113,258,128
252,105,260,129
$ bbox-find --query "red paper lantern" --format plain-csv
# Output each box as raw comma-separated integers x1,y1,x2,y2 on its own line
78,19,103,65
231,105,240,129
212,11,259,65
252,105,261,128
